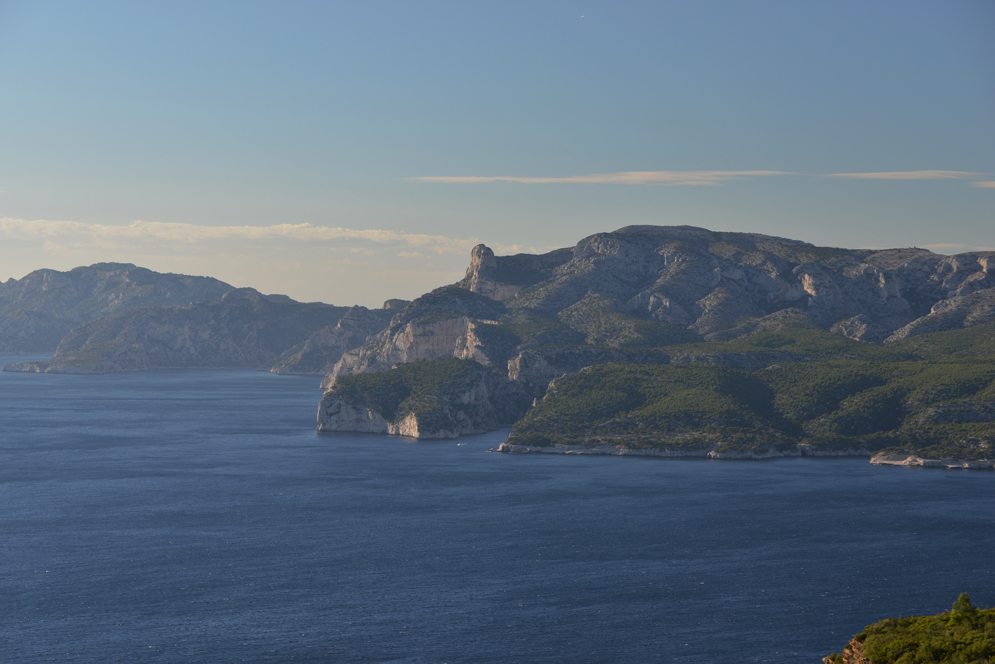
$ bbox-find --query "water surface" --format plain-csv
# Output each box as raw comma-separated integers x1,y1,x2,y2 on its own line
0,362,992,663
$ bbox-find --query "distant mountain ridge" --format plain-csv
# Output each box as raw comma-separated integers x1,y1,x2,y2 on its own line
0,263,394,374
0,262,266,352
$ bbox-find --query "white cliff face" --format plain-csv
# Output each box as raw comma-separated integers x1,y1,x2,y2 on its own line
461,245,523,301
324,231,995,394
322,316,492,388
317,398,393,434
885,288,995,342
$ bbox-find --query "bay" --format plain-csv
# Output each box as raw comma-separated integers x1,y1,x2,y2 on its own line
0,359,992,663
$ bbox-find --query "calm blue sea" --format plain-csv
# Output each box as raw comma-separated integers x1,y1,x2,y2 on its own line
0,358,992,663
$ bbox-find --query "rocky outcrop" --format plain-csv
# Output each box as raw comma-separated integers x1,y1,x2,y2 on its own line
885,288,995,342
325,227,995,396
823,638,871,664
318,359,531,439
270,305,393,375
322,286,508,388
870,453,994,470
2,292,349,373
0,262,259,352
457,244,573,301
316,227,995,449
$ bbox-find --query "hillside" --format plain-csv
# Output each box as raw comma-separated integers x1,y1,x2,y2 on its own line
825,594,995,664
0,263,253,352
503,325,995,461
317,226,995,461
2,291,352,373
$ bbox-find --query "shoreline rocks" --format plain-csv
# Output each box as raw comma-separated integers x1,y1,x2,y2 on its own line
496,442,874,460
870,452,994,470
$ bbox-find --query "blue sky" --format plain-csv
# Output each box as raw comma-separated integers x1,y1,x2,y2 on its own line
1,0,993,305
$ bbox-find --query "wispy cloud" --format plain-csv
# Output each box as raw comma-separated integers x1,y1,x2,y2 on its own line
922,243,995,254
823,170,985,180
0,218,476,255
408,170,790,186
970,181,995,188
409,169,992,186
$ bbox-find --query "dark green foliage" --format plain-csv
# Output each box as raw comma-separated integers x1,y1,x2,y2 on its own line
509,363,792,450
893,322,995,360
626,320,700,347
330,358,482,421
510,353,995,455
687,325,911,362
827,595,995,664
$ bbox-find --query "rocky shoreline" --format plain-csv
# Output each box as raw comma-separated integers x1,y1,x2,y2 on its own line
495,443,993,469
496,442,873,459
869,452,994,470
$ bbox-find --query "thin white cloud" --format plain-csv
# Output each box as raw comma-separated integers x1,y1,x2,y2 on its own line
824,170,985,180
0,218,476,255
0,217,491,306
969,181,995,188
408,170,790,186
922,243,995,254
409,169,992,186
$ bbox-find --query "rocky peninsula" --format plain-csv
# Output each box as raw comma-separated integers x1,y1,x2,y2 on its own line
316,225,995,467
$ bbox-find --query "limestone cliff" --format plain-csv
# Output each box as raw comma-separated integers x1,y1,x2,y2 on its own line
325,227,995,394
323,286,508,388
317,358,531,439
317,226,995,446
270,304,394,375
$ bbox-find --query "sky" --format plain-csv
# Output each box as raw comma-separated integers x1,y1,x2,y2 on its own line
1,0,993,306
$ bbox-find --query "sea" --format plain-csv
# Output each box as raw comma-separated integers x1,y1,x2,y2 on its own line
0,358,992,663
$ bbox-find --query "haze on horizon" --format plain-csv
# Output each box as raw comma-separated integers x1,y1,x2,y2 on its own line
1,0,992,306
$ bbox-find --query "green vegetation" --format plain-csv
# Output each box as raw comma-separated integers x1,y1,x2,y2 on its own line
892,322,995,359
826,594,995,664
509,354,995,456
330,358,491,423
510,363,793,451
674,324,912,362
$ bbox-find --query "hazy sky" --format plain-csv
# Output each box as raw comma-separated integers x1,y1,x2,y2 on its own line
1,1,993,305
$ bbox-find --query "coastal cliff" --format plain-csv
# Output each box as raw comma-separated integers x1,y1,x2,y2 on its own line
318,358,531,439
315,226,995,454
271,304,395,375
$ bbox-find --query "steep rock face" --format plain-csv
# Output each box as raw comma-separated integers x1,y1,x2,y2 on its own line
2,292,349,373
325,227,995,395
457,244,573,301
885,287,995,341
0,263,251,352
318,226,995,444
270,305,393,375
323,286,507,387
318,359,531,439
823,638,871,664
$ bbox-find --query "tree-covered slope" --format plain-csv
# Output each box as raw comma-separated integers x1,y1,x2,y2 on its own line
318,358,530,439
506,324,995,459
825,594,995,664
